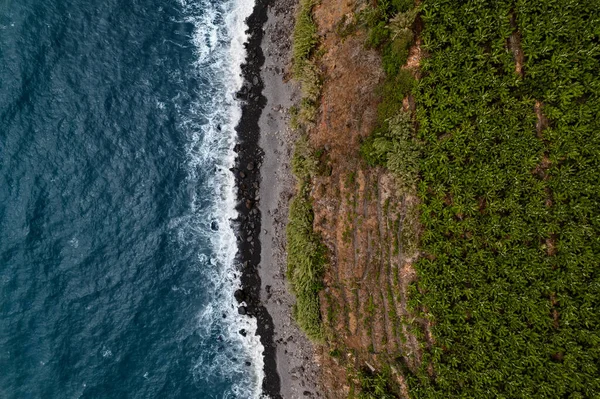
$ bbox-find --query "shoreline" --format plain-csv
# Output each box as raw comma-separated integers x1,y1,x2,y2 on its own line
232,0,280,395
256,0,324,397
234,0,323,396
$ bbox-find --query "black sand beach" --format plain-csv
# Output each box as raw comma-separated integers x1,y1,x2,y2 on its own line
234,0,323,396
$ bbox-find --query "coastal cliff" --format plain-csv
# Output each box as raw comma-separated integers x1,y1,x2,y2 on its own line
287,0,425,396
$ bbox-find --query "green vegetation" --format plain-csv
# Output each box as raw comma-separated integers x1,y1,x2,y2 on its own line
288,0,600,393
288,0,328,337
292,0,319,71
359,0,419,192
287,138,327,341
292,0,322,127
361,0,417,126
403,0,600,397
353,0,600,397
352,368,398,399
360,111,420,190
291,135,321,181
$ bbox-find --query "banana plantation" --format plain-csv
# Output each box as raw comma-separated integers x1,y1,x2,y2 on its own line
405,0,600,397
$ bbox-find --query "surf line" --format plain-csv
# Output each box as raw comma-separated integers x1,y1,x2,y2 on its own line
231,0,282,396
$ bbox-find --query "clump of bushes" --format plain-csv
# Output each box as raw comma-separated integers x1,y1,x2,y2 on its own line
287,187,326,341
354,367,398,399
292,0,319,72
286,137,328,341
360,111,420,190
287,0,327,342
358,0,419,192
292,0,322,127
291,135,320,180
378,69,415,120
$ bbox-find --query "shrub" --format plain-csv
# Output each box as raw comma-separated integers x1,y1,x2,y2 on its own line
361,111,420,189
377,69,415,121
298,60,322,103
366,21,390,48
287,184,327,341
291,0,322,129
356,368,398,399
382,29,414,76
392,0,414,13
384,112,420,187
291,135,319,180
293,0,319,76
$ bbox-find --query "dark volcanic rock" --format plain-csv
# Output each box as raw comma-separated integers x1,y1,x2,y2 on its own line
232,0,281,394
234,289,246,303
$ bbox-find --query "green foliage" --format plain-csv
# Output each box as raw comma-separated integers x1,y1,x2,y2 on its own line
292,0,321,127
287,183,327,342
365,3,417,54
378,69,415,121
385,113,420,185
361,111,420,189
288,137,327,342
382,29,414,76
289,105,300,130
392,0,414,13
298,60,322,103
366,21,390,48
292,135,330,180
291,135,319,180
403,0,600,397
292,0,318,74
356,368,398,399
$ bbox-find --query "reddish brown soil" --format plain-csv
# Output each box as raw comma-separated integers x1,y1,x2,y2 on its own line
303,4,424,397
509,12,524,77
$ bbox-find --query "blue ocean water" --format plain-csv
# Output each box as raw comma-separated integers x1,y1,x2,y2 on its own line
0,0,263,398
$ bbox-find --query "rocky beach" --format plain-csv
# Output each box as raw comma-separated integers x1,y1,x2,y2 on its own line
234,0,323,396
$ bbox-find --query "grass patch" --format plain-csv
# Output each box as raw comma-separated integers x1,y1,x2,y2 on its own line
292,0,319,72
287,184,327,341
292,0,322,127
286,138,328,342
292,135,320,180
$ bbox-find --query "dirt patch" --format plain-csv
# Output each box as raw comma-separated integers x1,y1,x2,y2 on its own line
534,100,549,138
404,37,422,71
508,12,524,77
312,31,384,160
290,1,427,396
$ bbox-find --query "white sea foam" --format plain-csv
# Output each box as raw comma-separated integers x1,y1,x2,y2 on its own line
176,0,265,397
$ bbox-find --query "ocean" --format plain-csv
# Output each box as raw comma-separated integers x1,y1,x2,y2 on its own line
0,0,264,397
